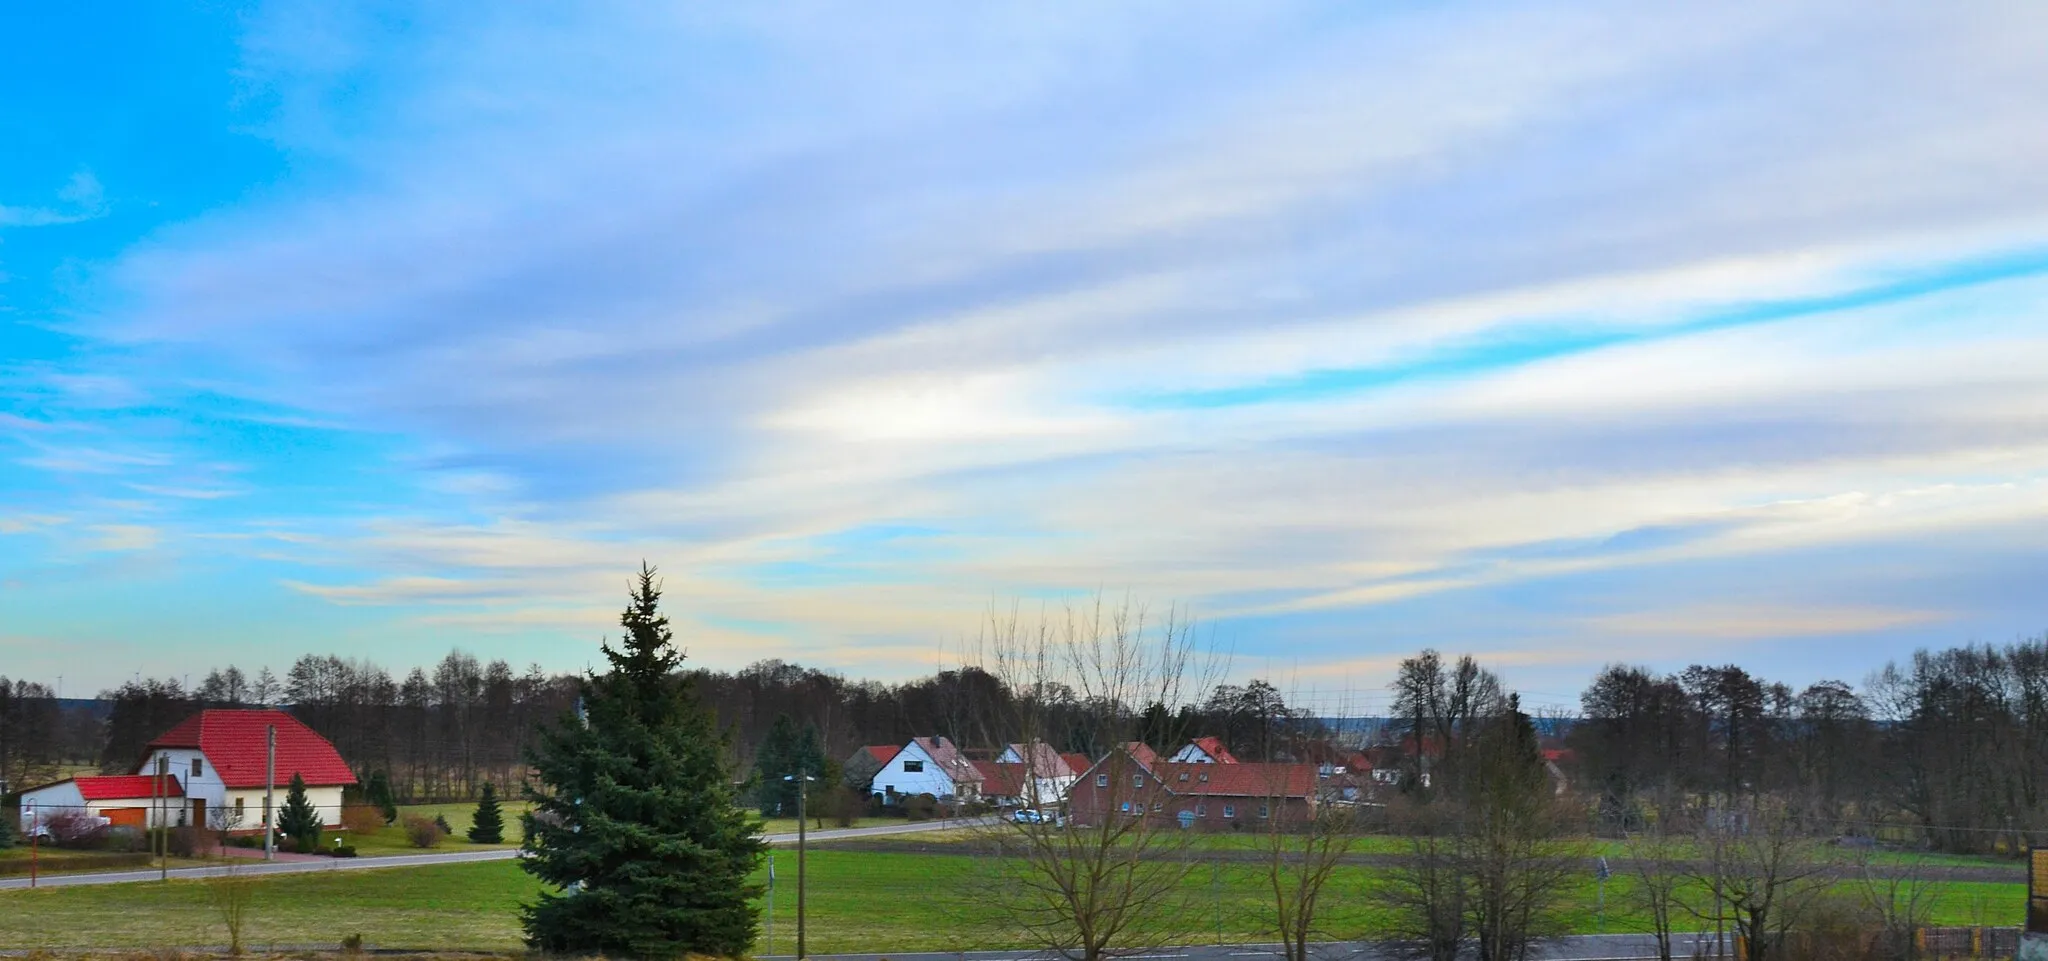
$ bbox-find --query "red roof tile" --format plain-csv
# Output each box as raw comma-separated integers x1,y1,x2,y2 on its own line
1060,753,1093,777
1152,762,1319,799
1188,736,1240,764
148,709,356,788
862,744,902,765
970,760,1032,797
76,774,184,800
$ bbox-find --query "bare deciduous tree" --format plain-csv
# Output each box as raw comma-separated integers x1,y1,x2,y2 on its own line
1254,772,1363,961
1682,800,1836,961
1621,825,1692,961
208,857,257,955
964,597,1219,961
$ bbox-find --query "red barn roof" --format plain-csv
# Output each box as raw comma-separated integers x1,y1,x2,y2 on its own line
76,774,184,800
147,709,356,788
1060,753,1093,777
860,744,902,765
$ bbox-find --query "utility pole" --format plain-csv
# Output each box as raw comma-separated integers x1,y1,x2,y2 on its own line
264,725,277,861
784,771,815,959
157,753,169,880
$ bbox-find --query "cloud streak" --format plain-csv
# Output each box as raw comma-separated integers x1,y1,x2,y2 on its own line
7,1,2048,691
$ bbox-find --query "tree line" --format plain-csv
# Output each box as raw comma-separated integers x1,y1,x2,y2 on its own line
1565,634,2048,854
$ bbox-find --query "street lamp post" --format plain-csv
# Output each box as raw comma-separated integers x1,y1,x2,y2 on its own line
782,772,817,959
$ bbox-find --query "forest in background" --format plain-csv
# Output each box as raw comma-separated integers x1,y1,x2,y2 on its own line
4,632,2047,854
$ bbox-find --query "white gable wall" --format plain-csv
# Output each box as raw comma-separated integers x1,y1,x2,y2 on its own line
870,740,959,801
1169,743,1218,763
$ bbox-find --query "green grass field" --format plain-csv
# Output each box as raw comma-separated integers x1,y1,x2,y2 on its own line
0,846,2027,954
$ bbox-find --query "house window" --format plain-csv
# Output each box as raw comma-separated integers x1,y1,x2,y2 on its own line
1120,801,1131,812
234,797,245,817
191,758,203,778
903,760,924,773
1195,804,1207,816
1198,772,1209,782
1151,800,1162,812
1177,772,1188,782
1223,805,1235,819
1097,773,1109,787
1133,774,1144,788
1259,804,1271,819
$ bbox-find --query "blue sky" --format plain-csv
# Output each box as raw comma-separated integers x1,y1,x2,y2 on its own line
4,3,2048,710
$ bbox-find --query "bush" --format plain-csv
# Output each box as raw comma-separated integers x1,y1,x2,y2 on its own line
402,814,446,848
104,826,146,852
434,814,453,835
331,843,358,857
44,809,110,848
340,804,386,835
904,793,938,822
229,834,261,848
166,825,206,858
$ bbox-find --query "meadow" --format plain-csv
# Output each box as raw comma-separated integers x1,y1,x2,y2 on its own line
0,846,2026,954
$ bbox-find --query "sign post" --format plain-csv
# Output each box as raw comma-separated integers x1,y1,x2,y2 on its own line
24,802,36,889
1595,856,1611,934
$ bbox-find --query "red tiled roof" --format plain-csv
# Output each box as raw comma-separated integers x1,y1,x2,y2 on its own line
861,744,902,765
1060,753,1093,777
1124,741,1160,768
970,760,1032,797
912,736,981,784
1188,736,1239,764
1152,762,1319,799
76,774,185,800
148,709,357,788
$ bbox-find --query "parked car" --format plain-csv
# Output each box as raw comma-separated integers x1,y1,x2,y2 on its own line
1011,808,1044,824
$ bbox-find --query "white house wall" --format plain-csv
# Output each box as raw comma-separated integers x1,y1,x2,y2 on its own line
870,741,959,800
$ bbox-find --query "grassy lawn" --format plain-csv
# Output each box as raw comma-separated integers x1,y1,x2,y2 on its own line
328,801,533,856
758,816,887,835
0,848,2027,954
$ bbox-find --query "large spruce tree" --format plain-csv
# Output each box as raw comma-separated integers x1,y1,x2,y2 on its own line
520,564,766,958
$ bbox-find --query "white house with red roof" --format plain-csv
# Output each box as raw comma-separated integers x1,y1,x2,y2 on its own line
870,736,982,803
15,774,187,831
18,708,356,835
1168,736,1239,764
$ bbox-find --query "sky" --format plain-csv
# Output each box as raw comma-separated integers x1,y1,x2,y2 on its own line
3,3,2047,712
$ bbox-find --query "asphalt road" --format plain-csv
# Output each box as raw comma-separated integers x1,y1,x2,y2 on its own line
758,932,1731,961
0,816,981,890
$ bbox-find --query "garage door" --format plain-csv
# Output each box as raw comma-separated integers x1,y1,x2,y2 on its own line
101,807,146,829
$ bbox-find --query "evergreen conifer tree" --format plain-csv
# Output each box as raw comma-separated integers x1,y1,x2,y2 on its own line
752,714,799,816
367,771,399,824
521,563,767,958
0,806,17,849
468,781,505,843
277,773,322,852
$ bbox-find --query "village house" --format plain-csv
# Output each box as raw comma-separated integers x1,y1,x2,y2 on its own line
1067,742,1324,830
1167,735,1239,764
17,708,356,834
841,744,901,793
868,735,981,804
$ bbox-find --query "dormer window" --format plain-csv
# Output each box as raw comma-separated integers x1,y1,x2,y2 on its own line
1199,772,1209,782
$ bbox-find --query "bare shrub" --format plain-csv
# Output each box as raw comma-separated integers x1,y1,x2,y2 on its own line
340,805,385,835
401,814,445,848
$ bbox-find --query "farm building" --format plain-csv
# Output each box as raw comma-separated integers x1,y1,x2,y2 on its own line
1067,742,1329,831
17,708,356,835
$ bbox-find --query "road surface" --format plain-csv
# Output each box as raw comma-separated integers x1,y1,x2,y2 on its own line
0,817,980,890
